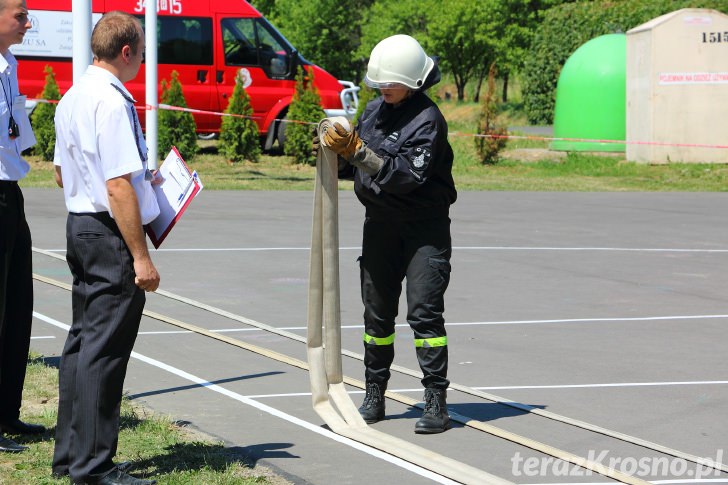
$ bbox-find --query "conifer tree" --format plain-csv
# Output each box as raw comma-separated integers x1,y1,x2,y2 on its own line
158,70,198,160
474,62,508,164
219,71,260,163
30,65,61,161
284,66,325,166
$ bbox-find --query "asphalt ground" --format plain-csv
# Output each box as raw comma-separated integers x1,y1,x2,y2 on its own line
22,188,728,484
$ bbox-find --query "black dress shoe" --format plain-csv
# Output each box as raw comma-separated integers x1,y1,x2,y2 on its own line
97,469,156,485
55,462,132,481
51,469,68,479
0,418,46,435
0,433,27,453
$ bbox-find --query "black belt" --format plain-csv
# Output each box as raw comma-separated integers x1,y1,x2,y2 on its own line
69,211,113,222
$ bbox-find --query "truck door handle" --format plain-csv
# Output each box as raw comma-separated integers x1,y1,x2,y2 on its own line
197,70,207,83
216,70,224,83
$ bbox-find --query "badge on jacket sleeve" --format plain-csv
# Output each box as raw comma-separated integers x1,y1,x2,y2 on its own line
410,147,431,171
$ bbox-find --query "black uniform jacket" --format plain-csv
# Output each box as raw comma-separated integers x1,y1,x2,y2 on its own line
339,91,457,221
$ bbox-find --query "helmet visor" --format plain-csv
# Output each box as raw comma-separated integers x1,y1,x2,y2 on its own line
363,76,407,90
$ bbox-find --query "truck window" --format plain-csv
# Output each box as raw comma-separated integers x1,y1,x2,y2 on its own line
222,18,291,78
153,16,213,65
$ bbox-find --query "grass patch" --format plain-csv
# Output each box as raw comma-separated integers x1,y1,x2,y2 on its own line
454,154,728,191
0,354,286,484
20,99,728,192
21,146,354,192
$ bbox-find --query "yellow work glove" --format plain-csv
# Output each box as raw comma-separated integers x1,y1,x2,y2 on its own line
322,122,362,160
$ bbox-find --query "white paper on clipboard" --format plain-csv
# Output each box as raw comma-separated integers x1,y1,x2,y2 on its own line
146,147,203,248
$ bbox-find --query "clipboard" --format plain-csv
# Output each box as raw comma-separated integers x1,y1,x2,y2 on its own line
146,146,203,248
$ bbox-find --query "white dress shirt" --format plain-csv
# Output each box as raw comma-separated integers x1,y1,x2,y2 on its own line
0,50,36,181
54,65,159,224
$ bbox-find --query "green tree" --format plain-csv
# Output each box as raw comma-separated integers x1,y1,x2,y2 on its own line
483,0,574,103
268,0,374,80
284,66,325,166
250,0,275,16
219,73,260,163
30,65,60,161
158,71,198,160
358,0,430,63
361,0,498,102
426,0,497,102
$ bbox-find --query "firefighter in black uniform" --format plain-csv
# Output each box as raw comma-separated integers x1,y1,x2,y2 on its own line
316,34,456,434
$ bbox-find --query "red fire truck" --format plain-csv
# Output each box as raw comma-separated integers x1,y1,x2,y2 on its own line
13,0,358,148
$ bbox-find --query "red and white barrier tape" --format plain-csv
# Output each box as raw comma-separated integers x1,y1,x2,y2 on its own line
460,132,728,150
29,98,728,150
154,103,317,127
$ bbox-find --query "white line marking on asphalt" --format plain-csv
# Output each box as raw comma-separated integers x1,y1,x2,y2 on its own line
233,380,728,400
651,481,728,484
138,330,193,335
135,313,728,336
455,246,728,253
31,336,55,340
471,381,728,390
245,392,314,399
447,314,728,326
33,311,459,484
43,246,728,253
524,481,728,485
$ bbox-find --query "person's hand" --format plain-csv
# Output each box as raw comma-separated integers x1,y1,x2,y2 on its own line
134,257,160,292
311,134,320,157
150,170,164,186
322,122,362,160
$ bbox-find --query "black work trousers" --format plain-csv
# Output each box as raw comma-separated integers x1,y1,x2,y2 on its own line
0,181,33,422
359,215,451,389
52,212,145,484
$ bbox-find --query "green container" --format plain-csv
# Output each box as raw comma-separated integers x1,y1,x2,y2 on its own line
551,33,626,152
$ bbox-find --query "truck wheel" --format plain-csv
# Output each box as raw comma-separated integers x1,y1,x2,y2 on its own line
276,120,287,148
263,116,287,155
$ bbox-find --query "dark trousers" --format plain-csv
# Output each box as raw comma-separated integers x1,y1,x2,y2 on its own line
359,216,451,389
0,181,33,422
52,213,145,483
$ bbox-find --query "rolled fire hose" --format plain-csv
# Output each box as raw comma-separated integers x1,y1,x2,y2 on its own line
307,117,514,485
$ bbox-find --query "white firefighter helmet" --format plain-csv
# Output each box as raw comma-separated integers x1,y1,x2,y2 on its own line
364,34,434,90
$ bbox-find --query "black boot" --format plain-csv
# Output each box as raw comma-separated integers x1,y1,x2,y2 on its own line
0,433,27,453
414,388,451,434
359,381,386,424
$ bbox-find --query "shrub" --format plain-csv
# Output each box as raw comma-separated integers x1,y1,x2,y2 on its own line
475,62,508,164
283,66,325,166
30,65,60,161
158,70,198,160
219,72,260,163
523,0,728,125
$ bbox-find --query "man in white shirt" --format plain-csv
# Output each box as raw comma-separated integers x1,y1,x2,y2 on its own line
52,11,159,485
0,0,45,454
